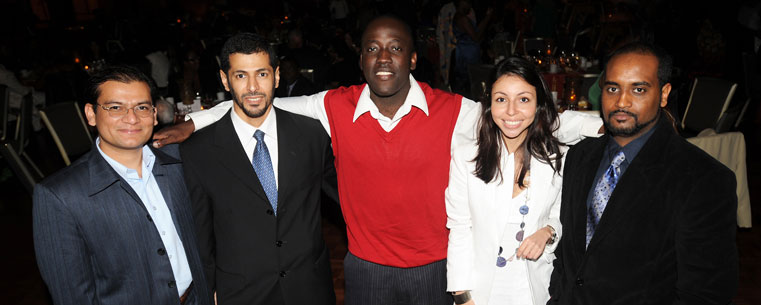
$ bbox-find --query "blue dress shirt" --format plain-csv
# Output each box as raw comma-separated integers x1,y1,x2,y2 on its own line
96,138,193,295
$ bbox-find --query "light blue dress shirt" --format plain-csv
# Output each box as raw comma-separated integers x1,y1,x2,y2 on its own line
96,138,192,295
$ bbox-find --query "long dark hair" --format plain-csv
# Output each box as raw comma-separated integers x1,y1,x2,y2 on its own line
473,57,563,187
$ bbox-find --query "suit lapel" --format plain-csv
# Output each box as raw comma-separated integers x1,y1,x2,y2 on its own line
586,118,673,251
213,112,270,204
151,147,190,241
274,107,300,212
572,136,607,256
87,144,147,212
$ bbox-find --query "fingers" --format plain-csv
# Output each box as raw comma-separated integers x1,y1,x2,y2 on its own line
152,140,162,148
516,239,544,260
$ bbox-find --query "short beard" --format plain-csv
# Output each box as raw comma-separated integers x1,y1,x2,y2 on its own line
603,108,660,137
230,83,273,119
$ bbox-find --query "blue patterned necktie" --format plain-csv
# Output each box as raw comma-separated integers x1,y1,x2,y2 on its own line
252,130,278,215
586,151,626,248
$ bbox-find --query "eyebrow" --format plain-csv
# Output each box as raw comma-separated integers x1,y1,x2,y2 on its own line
233,67,271,72
364,38,402,45
603,80,652,87
632,81,652,87
102,100,152,105
493,91,534,96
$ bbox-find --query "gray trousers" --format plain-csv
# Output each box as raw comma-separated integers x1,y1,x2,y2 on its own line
343,252,452,305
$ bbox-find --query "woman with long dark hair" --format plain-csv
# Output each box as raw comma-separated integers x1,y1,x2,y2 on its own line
446,57,567,305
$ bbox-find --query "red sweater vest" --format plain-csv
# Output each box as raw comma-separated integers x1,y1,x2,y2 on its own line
324,82,462,267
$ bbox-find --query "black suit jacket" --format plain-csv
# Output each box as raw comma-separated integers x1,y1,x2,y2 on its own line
180,107,337,305
33,144,212,305
548,115,738,305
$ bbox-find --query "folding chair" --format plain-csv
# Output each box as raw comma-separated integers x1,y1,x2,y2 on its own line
39,102,93,166
681,77,737,134
0,85,8,142
10,93,44,177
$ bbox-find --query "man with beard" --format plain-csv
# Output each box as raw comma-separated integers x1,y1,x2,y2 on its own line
548,42,738,304
179,33,337,305
156,15,603,305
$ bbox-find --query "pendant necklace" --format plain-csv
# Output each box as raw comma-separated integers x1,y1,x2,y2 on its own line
496,182,530,268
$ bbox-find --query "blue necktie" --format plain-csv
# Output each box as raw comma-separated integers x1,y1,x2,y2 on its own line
586,151,626,247
252,130,278,215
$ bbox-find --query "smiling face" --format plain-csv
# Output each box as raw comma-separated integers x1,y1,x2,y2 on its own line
601,52,671,146
360,17,417,101
220,52,280,127
85,80,157,156
490,75,537,151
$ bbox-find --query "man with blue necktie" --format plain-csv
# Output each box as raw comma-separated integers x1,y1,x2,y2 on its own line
179,33,338,305
548,42,739,304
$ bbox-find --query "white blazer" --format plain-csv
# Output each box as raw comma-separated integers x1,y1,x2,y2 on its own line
446,142,568,305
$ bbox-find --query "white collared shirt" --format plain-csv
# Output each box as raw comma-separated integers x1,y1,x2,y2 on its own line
95,138,192,295
229,106,279,187
351,75,430,132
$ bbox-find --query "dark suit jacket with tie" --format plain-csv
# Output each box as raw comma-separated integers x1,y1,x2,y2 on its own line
548,115,738,305
180,107,337,305
33,144,212,305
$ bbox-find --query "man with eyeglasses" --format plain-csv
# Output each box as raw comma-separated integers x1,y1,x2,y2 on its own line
33,65,212,305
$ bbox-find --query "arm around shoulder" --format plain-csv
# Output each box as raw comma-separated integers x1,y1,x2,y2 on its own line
555,110,603,145
445,145,477,292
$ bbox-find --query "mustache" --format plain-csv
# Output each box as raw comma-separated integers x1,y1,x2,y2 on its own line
241,92,267,98
607,109,638,120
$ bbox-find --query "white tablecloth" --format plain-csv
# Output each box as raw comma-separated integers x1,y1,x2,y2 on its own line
687,130,752,228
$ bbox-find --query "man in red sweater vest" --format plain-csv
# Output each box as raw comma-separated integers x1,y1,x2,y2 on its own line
153,15,602,305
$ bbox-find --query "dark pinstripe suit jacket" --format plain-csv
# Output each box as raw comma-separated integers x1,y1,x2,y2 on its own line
33,144,213,305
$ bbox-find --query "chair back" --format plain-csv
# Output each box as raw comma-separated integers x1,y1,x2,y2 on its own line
681,77,737,133
467,64,496,102
12,92,33,153
0,142,36,194
0,85,8,142
40,102,93,166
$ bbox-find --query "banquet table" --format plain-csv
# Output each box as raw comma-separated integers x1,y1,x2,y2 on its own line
687,130,752,228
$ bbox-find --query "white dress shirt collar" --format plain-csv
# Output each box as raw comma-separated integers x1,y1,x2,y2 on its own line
230,105,279,187
231,106,278,145
352,74,429,124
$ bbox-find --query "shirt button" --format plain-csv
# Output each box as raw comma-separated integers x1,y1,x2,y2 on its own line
157,248,166,256
161,231,166,235
279,271,287,277
152,206,157,211
168,281,176,288
275,240,284,247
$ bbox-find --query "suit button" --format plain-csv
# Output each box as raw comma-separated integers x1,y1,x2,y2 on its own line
146,214,153,222
157,248,166,256
266,209,274,215
279,271,287,277
276,240,284,247
576,277,584,286
168,281,176,288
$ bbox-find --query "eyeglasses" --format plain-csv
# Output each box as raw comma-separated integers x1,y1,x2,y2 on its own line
97,104,156,118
